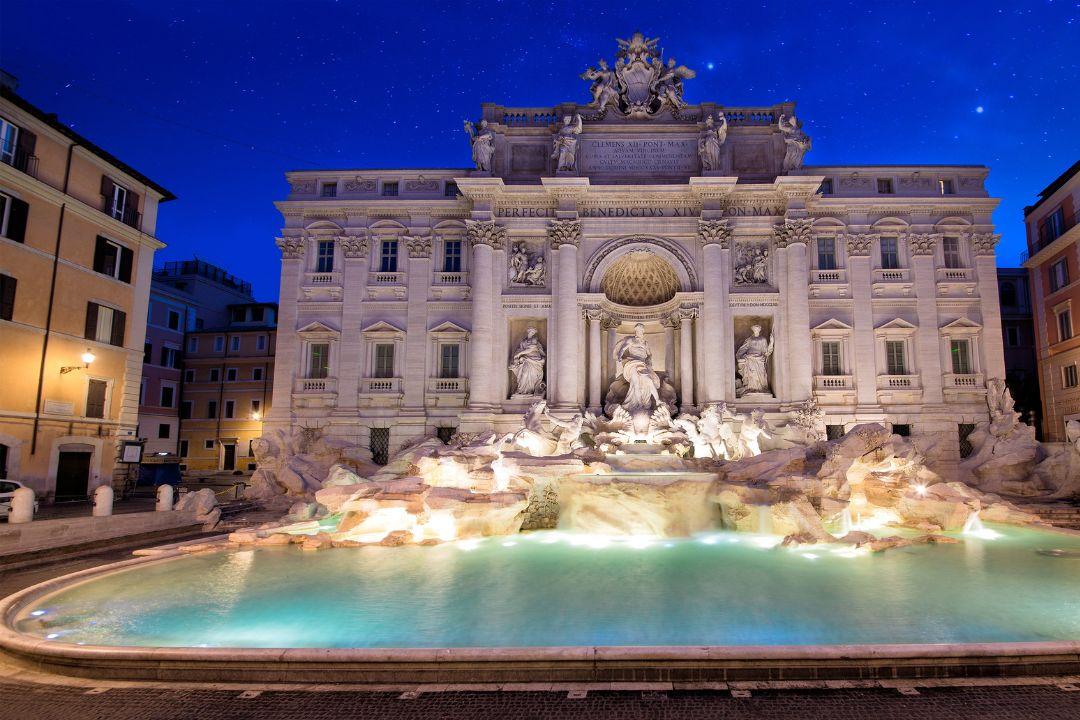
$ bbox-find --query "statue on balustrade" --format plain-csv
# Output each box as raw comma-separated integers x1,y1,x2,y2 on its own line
509,327,546,397
778,113,812,171
735,324,774,397
552,114,583,172
464,119,495,172
697,113,727,171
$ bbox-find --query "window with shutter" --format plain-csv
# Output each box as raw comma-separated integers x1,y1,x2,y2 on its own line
0,273,15,321
111,308,126,347
0,192,28,242
93,236,132,281
85,379,108,419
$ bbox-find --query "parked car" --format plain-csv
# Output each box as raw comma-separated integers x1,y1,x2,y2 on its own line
0,479,39,519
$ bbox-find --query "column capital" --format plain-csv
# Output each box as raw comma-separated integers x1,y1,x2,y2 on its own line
697,219,732,249
275,236,305,259
966,232,1001,256
404,230,433,259
340,233,370,259
905,232,941,256
600,313,620,330
465,219,506,249
582,307,604,322
773,219,813,248
548,218,582,249
839,232,877,256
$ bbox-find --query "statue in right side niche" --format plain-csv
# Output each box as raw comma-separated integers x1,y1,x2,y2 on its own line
735,324,774,397
509,327,546,397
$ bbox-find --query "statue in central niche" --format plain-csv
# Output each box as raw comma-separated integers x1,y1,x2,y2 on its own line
606,323,678,436
735,324,774,397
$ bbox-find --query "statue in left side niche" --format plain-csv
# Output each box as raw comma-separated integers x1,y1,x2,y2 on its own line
509,327,546,397
464,119,495,172
698,113,727,171
778,114,812,171
735,324,774,397
552,114,583,172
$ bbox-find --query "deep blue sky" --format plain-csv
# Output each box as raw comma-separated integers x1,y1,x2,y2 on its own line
2,1,1077,300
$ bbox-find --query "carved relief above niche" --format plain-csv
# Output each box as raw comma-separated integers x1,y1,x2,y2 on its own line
508,240,547,287
732,239,771,286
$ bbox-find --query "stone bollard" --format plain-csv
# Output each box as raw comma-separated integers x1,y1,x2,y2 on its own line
92,485,114,517
8,487,35,524
156,484,174,512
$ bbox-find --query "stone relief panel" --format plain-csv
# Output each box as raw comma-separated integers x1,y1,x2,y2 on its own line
732,240,770,286
508,240,547,287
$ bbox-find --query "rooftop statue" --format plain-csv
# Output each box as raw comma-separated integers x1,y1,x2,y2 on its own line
778,113,812,171
698,113,727,171
552,114,583,172
581,33,696,118
463,119,495,172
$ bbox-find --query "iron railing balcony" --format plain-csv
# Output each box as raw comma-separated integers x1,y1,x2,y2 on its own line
103,198,142,230
0,144,38,178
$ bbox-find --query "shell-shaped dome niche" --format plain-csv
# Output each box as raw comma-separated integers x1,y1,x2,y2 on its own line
600,250,680,307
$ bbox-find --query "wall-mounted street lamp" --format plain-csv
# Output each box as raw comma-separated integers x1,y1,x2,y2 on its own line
60,349,96,375
250,411,262,421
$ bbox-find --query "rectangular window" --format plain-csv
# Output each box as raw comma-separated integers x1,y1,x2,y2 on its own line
0,273,15,321
892,424,911,437
231,306,246,323
251,399,261,415
1058,309,1073,341
85,302,125,346
224,400,235,418
320,182,337,197
184,369,195,383
880,237,900,269
207,400,218,419
939,179,954,195
160,383,175,408
877,178,894,194
316,239,335,273
1050,259,1069,292
826,424,845,440
226,368,238,382
230,336,240,352
256,335,267,351
942,236,963,268
0,191,29,242
143,342,152,364
252,367,263,381
251,306,265,322
1064,364,1079,389
382,181,399,197
817,237,837,270
159,346,180,368
885,340,906,375
308,343,330,379
379,239,398,272
370,427,390,465
439,343,461,378
188,336,199,353
213,336,224,352
157,423,170,439
0,118,18,166
819,178,833,195
374,343,395,378
821,341,842,376
110,183,128,221
950,339,972,374
444,181,459,197
86,379,107,419
1046,208,1066,241
167,309,181,330
209,368,220,382
204,439,215,450
92,236,133,282
1005,326,1021,347
180,401,192,420
443,239,462,273
179,440,189,457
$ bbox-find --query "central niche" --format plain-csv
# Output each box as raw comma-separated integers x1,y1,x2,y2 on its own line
600,250,679,306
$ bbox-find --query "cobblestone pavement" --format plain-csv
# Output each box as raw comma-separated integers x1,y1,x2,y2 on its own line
1,682,1079,719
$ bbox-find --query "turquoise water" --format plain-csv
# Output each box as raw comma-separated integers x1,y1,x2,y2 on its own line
14,526,1080,648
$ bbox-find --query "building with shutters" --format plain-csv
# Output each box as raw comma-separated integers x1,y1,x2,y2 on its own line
266,35,1008,477
178,302,277,473
1023,160,1080,441
0,76,174,501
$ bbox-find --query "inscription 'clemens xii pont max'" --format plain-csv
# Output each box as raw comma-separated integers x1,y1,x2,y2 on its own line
578,138,699,174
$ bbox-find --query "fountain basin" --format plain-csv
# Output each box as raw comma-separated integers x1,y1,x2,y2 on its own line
3,525,1080,682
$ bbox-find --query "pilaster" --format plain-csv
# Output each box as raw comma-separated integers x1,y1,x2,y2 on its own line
971,233,1006,380
775,219,814,403
843,233,881,410
909,233,945,405
698,219,731,404
333,233,370,415
402,228,433,412
465,220,504,410
266,237,305,430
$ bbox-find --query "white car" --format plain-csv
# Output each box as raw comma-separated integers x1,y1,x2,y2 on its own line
0,479,39,519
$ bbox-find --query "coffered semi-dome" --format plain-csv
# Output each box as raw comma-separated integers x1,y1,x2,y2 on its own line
600,250,680,306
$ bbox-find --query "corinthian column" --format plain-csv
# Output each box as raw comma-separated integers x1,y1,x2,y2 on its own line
678,308,696,410
466,220,504,409
550,219,581,409
266,237,305,432
971,233,1006,380
585,308,603,412
402,230,433,411
775,219,814,402
698,220,731,404
334,233,369,415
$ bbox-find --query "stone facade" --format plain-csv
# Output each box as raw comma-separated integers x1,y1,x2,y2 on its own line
266,36,1005,475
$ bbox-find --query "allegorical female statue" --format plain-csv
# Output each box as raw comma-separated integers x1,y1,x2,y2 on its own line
509,327,546,397
463,119,495,172
735,324,774,397
552,114,583,172
697,113,727,171
612,323,662,416
778,114,812,171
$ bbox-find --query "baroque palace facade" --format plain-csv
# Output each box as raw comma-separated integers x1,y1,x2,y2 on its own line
267,35,1004,471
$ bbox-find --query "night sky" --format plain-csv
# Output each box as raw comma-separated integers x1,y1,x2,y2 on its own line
2,1,1077,301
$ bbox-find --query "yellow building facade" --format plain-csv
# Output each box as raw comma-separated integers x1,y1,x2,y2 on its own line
0,81,173,501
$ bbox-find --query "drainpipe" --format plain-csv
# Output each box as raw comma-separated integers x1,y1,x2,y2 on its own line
31,141,76,455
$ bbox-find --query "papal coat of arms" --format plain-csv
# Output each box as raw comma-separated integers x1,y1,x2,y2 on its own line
580,33,696,118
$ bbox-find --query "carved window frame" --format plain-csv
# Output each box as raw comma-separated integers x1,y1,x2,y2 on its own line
939,318,983,376
361,322,405,379
874,320,918,376
428,322,469,380
810,320,853,378
298,323,340,380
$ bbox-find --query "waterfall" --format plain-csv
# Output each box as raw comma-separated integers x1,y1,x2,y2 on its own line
834,507,853,537
962,510,984,535
756,505,772,535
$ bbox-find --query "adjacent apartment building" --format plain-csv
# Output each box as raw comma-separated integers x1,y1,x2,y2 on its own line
138,260,255,464
0,77,174,500
997,267,1041,434
179,302,276,473
1024,160,1080,442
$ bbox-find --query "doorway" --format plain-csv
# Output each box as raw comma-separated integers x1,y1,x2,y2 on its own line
222,443,236,471
55,451,92,500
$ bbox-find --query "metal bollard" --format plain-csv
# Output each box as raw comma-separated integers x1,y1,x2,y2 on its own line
92,485,114,517
156,484,174,512
8,487,35,524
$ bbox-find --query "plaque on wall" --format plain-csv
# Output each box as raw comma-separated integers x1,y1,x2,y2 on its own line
577,137,699,175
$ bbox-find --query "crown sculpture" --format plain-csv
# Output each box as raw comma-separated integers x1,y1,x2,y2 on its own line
580,32,696,118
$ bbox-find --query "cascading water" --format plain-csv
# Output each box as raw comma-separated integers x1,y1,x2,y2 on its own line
833,507,853,537
756,505,772,535
962,511,984,535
